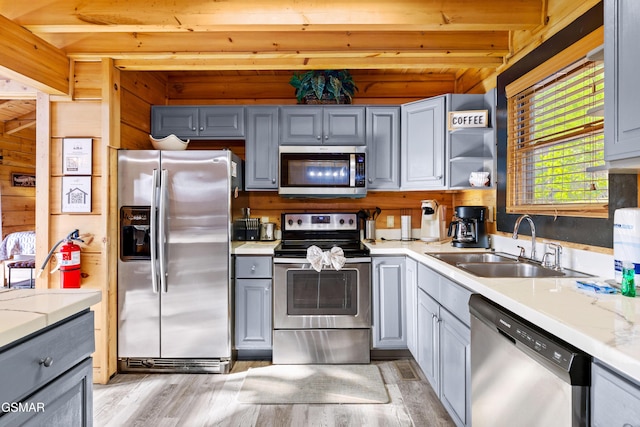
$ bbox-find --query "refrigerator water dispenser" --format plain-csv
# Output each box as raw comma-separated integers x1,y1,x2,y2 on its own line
120,206,152,261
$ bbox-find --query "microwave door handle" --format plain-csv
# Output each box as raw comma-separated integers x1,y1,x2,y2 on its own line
158,169,169,293
350,154,356,187
150,169,159,294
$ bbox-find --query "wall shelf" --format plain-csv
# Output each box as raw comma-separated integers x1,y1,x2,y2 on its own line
446,91,496,189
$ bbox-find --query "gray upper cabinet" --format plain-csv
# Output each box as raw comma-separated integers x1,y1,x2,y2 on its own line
152,106,200,138
400,96,446,189
604,0,640,162
245,107,279,190
280,106,366,145
151,105,245,139
366,106,401,190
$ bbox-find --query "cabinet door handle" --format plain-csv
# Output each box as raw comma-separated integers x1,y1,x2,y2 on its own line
251,265,256,271
324,135,328,140
316,135,322,140
272,178,276,184
199,127,204,131
192,127,197,131
368,178,373,183
39,357,53,368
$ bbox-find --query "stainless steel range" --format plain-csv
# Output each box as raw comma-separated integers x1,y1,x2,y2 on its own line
273,212,371,364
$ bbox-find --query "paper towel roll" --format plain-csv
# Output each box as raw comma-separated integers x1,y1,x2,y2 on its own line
401,215,412,241
613,208,640,283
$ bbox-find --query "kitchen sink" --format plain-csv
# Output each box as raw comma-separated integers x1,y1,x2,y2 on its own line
427,252,592,278
428,252,518,264
455,262,592,278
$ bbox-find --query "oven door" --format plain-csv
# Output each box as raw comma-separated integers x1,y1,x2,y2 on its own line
273,258,371,329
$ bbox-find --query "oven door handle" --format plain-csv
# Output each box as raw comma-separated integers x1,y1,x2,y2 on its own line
273,257,371,264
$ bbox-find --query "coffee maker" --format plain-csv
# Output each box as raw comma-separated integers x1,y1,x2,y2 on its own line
448,206,490,248
420,200,440,242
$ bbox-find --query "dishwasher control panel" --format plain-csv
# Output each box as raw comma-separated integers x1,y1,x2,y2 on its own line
495,313,574,370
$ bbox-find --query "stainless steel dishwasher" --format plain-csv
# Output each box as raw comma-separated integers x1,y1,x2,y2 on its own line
469,294,590,427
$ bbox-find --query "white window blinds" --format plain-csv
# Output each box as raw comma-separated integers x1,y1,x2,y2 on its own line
507,55,608,217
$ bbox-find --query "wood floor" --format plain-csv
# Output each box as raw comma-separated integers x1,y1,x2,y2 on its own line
93,359,456,427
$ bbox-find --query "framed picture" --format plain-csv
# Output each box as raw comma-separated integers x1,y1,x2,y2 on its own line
62,138,92,175
11,173,36,187
61,176,92,213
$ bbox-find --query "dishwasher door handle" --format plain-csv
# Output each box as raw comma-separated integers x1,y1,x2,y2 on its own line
497,328,516,345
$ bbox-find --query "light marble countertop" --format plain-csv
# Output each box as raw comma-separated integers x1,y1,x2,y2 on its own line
365,239,640,383
0,289,102,349
232,240,280,255
231,236,640,383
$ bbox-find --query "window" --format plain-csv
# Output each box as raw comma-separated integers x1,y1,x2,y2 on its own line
506,46,608,218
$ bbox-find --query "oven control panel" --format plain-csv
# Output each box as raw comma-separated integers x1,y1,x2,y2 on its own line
282,213,358,231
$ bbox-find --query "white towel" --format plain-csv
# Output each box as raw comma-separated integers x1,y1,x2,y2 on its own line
306,245,346,272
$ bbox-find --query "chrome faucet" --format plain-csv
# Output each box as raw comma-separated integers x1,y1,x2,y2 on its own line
513,214,537,261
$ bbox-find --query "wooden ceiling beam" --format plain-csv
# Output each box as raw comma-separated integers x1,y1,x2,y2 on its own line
10,0,544,32
0,78,37,99
40,30,509,55
109,54,505,71
5,118,36,135
0,15,69,95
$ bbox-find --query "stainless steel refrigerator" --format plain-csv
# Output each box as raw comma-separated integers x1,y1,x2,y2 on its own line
117,150,243,373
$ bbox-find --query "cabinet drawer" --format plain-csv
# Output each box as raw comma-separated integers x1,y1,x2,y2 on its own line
0,311,94,404
417,263,440,298
0,357,92,426
439,277,472,327
235,256,273,278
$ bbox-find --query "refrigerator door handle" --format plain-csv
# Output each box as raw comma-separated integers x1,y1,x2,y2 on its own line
150,168,159,294
159,168,169,293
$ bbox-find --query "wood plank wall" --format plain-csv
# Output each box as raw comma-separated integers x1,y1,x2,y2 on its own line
0,125,36,237
44,60,112,383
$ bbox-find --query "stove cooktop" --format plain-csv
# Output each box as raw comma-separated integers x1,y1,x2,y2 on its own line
274,240,370,258
275,212,369,258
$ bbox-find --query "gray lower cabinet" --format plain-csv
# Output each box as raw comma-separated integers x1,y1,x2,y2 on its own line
400,96,446,189
416,262,471,427
366,106,400,190
405,257,418,356
235,256,272,355
151,105,245,139
372,257,407,349
245,106,279,189
591,359,640,426
280,106,366,145
604,0,640,162
0,310,94,426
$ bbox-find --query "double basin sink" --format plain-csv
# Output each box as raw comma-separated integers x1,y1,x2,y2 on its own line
428,251,592,278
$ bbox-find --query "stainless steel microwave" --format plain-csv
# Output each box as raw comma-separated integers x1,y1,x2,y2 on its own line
278,145,367,198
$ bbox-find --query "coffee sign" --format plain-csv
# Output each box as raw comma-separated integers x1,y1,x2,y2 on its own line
448,110,488,130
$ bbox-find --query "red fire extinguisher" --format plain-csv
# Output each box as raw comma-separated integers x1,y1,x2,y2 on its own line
58,239,81,288
38,229,84,288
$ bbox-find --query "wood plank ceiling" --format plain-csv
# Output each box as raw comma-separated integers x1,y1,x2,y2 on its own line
0,0,546,123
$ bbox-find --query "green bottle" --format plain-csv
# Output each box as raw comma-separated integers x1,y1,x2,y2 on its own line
621,262,636,298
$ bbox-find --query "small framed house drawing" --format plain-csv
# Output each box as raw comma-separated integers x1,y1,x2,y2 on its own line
62,138,92,175
61,176,92,213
